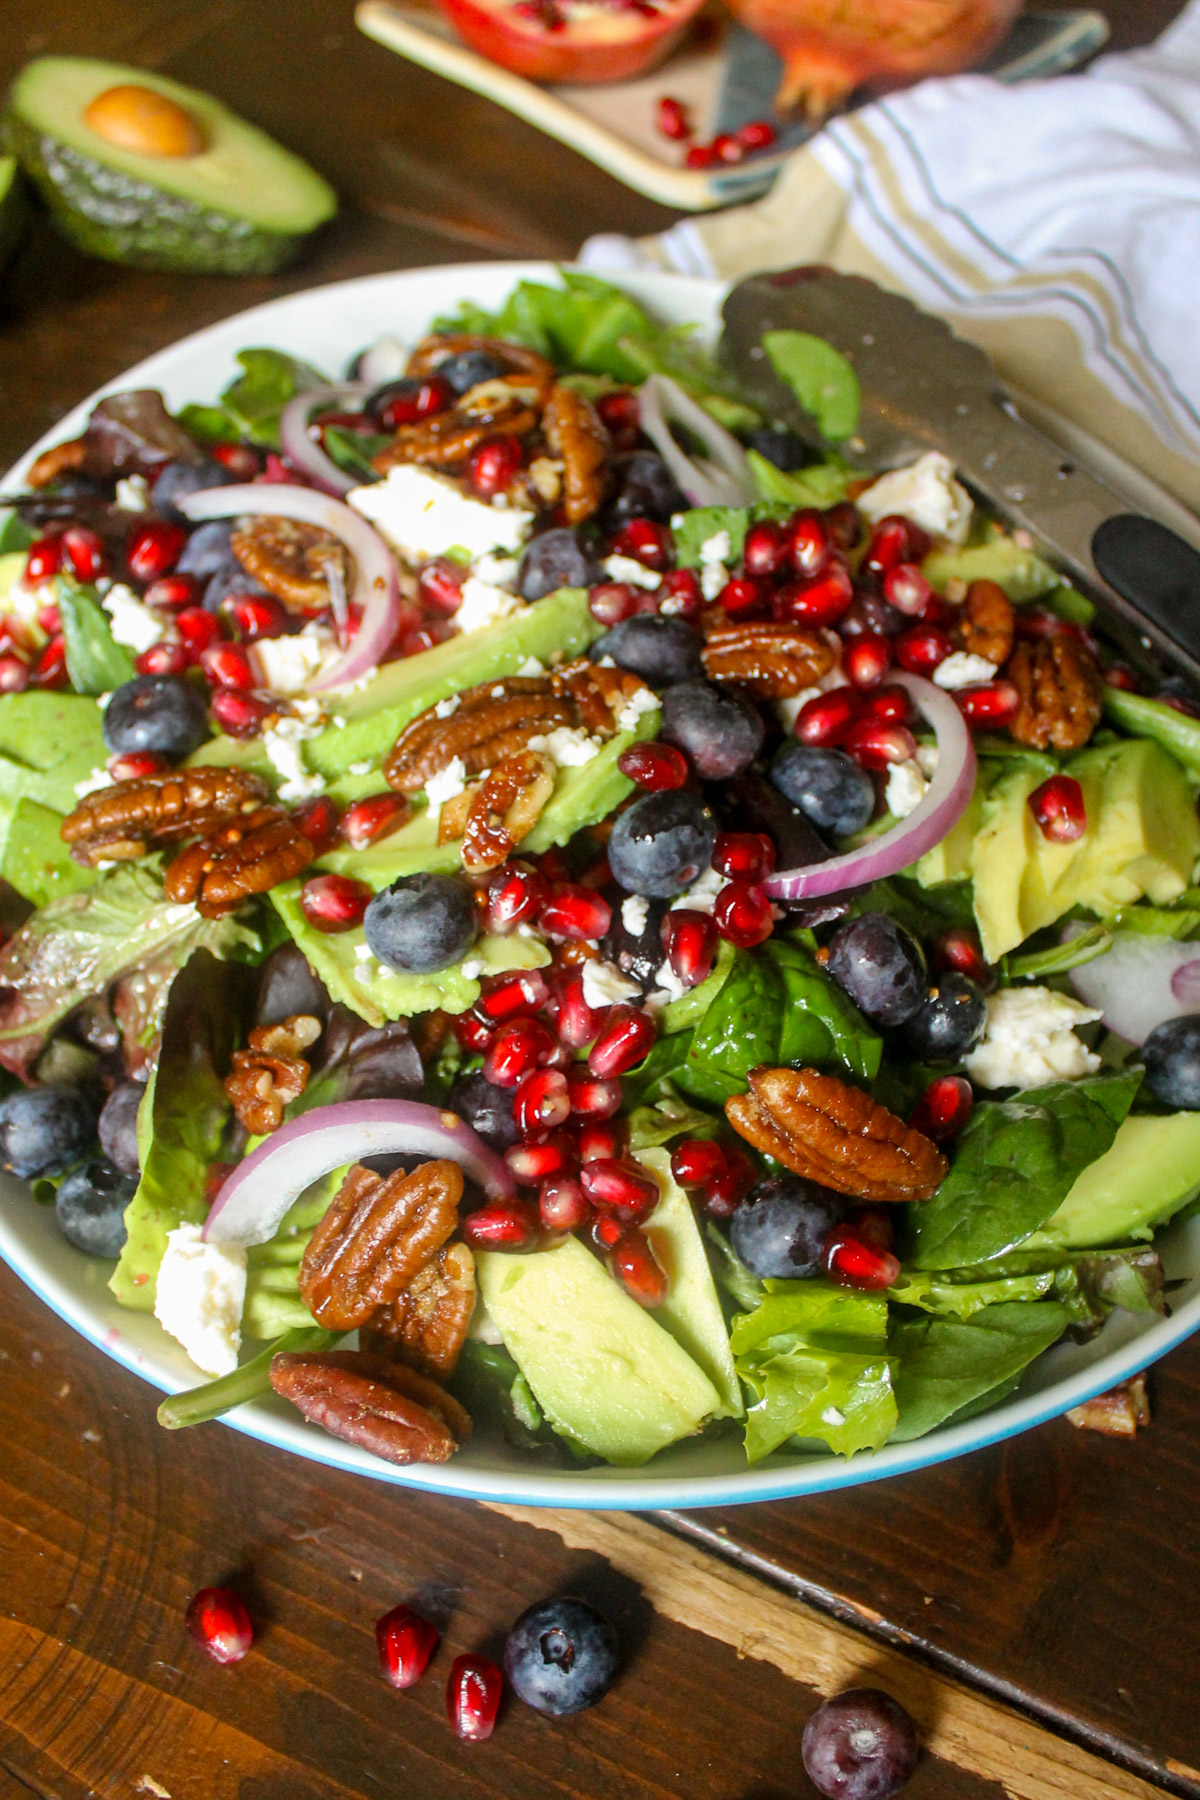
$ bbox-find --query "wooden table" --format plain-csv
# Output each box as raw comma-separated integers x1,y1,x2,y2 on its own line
1,4,1196,1796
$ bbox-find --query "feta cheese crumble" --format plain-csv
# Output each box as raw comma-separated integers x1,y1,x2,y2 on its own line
698,530,733,600
349,465,534,562
454,577,524,636
101,584,166,654
603,554,661,591
857,452,973,546
670,864,725,915
885,757,928,820
73,766,114,799
615,686,659,732
934,651,998,690
114,475,150,512
527,726,600,767
434,694,461,719
581,960,642,1010
153,1224,246,1377
965,986,1102,1091
251,626,343,697
262,715,326,804
621,894,650,936
425,756,467,818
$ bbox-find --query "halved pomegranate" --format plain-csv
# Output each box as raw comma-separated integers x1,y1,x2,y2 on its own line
434,0,706,84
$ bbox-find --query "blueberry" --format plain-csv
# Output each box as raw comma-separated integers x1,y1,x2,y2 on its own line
839,591,905,639
607,790,716,899
0,1085,96,1179
600,894,669,988
176,519,235,579
504,1597,619,1716
660,679,764,779
771,743,875,837
729,1177,846,1279
518,527,601,601
364,872,478,974
723,772,833,877
150,458,234,525
747,426,809,470
103,675,209,760
826,914,927,1029
801,1688,919,1800
448,1070,518,1151
203,558,270,614
1142,1015,1200,1108
607,451,685,525
437,350,507,394
592,616,704,687
901,974,987,1062
98,1080,145,1176
55,1158,135,1258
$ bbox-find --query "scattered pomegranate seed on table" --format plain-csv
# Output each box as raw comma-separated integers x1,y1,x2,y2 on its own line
185,1587,254,1665
656,94,692,139
1028,773,1087,842
376,1604,439,1689
446,1653,504,1741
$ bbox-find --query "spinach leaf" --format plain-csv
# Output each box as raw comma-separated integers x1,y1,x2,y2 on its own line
763,330,860,441
906,1070,1143,1270
57,579,135,694
627,1086,720,1150
621,1026,695,1108
659,938,734,1034
180,348,329,449
890,1301,1070,1441
732,1279,896,1460
1002,924,1112,980
766,939,880,1080
746,451,854,509
322,425,393,480
676,952,783,1104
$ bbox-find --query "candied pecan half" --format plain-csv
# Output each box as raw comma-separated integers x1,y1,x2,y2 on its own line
405,332,556,403
361,1241,477,1379
726,1066,948,1203
542,384,609,525
299,1159,463,1331
269,1348,471,1465
1066,1373,1150,1437
230,516,352,614
460,750,556,874
62,768,270,865
224,1013,322,1135
383,675,572,792
1007,636,1103,751
954,578,1014,665
702,622,837,698
164,808,314,918
552,659,654,735
28,438,90,490
372,405,540,474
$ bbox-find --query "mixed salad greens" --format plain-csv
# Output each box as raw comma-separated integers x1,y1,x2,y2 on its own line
1,267,1200,1473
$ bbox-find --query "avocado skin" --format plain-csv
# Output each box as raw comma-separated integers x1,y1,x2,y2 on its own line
2,113,319,275
0,158,28,272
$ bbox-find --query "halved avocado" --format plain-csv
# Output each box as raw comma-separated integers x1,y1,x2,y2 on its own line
0,155,27,271
3,57,336,274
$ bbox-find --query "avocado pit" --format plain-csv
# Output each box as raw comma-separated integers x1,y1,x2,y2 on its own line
83,83,206,159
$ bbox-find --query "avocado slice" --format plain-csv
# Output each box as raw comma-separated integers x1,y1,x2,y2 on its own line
637,1148,742,1418
0,155,27,271
3,57,336,274
969,761,1044,960
912,765,991,888
922,529,1060,603
476,1235,722,1466
1,797,96,907
1030,1113,1200,1248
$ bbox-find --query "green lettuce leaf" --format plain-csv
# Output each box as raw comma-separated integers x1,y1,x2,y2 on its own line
0,797,96,907
627,1085,721,1150
762,330,860,441
178,347,328,449
746,450,856,509
57,579,135,694
889,1301,1071,1441
905,1070,1143,1270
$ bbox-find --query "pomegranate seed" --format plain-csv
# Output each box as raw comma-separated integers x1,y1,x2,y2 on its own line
127,520,185,581
823,1227,901,1290
588,581,640,626
539,1174,590,1231
549,967,606,1049
467,434,523,499
955,681,1019,728
400,621,453,656
225,592,289,640
175,606,219,659
1014,607,1092,646
911,1074,974,1143
31,637,68,689
736,117,777,151
484,1017,559,1087
590,1213,625,1250
37,599,61,635
843,719,918,769
136,641,189,676
505,1136,574,1185
1029,773,1087,843
291,794,340,854
662,907,719,987
475,968,549,1024
794,688,861,746
865,515,930,576
144,572,198,610
185,1587,253,1665
596,389,640,435
786,511,830,579
742,519,787,577
860,683,912,725
454,1012,494,1054
932,926,991,986
883,562,934,617
609,1225,668,1306
844,634,893,689
588,1005,657,1078
484,861,547,933
895,624,953,675
460,1200,541,1250
513,1067,571,1138
108,749,166,781
581,1156,659,1219
338,792,411,849
779,564,853,627
577,1117,628,1162
299,873,372,933
657,94,692,139
565,1066,622,1119
0,654,29,693
1104,662,1139,691
658,568,703,620
712,131,745,163
24,535,61,584
60,526,105,582
824,501,861,553
379,377,452,430
618,740,688,791
200,642,255,689
614,518,673,570
718,576,768,619
418,558,465,615
712,831,775,883
670,1138,726,1189
446,1653,503,1741
211,441,263,478
714,881,774,948
707,1142,755,1216
375,1603,439,1689
210,688,272,736
685,142,716,169
539,884,611,941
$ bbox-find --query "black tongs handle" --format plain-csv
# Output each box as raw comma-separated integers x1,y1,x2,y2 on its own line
1091,516,1200,671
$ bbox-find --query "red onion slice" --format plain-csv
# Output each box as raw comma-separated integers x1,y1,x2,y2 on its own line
178,484,399,689
204,1098,515,1247
278,383,370,496
637,374,757,507
763,673,976,903
1070,933,1200,1045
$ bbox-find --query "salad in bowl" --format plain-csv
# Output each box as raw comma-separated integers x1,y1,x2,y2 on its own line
1,264,1199,1492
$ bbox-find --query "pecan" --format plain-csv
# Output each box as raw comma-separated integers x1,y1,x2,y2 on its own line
164,808,314,918
460,750,556,873
552,659,654,735
299,1159,462,1330
361,1241,477,1378
224,1013,322,1135
1007,636,1103,751
28,438,90,490
726,1066,948,1203
1066,1373,1150,1437
269,1348,471,1465
953,578,1014,665
383,675,572,792
230,516,352,614
62,768,270,865
372,405,540,474
405,332,556,403
702,622,837,698
542,384,609,524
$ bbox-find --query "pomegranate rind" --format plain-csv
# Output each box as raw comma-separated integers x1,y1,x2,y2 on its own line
434,0,706,84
